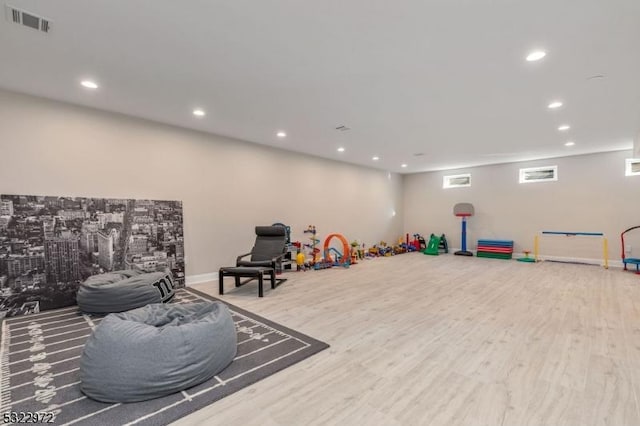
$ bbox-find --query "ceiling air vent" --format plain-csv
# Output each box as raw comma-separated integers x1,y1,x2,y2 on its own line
5,4,52,33
335,125,350,132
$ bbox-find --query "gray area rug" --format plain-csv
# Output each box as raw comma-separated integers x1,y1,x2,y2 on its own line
0,288,329,425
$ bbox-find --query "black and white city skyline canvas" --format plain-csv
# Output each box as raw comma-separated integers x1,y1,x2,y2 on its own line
0,194,184,318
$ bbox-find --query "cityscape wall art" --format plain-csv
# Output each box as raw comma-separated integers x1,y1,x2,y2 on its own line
0,194,184,318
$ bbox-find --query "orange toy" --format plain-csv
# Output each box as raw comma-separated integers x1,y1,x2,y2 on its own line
323,234,351,265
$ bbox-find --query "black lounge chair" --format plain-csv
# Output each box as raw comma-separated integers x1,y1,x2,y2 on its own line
219,226,288,297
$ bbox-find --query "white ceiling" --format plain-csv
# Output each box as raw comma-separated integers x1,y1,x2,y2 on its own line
1,0,639,173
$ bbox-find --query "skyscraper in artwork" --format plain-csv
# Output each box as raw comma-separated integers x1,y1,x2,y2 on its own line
44,237,81,283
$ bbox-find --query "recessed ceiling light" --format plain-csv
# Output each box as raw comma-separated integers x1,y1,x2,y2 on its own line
558,125,571,131
80,80,98,89
526,50,547,62
337,147,345,152
276,131,287,138
401,164,408,168
548,101,563,109
565,141,575,147
192,109,205,117
372,156,380,161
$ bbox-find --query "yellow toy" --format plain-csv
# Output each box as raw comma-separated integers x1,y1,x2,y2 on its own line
296,252,306,271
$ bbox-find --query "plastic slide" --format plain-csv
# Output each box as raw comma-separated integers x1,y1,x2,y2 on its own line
424,234,441,256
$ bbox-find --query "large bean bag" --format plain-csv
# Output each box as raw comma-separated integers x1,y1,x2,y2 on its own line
77,269,175,313
79,301,237,403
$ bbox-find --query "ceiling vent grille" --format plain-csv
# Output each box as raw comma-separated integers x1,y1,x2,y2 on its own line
5,5,51,33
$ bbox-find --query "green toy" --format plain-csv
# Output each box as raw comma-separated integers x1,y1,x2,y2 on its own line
517,250,536,263
424,234,448,256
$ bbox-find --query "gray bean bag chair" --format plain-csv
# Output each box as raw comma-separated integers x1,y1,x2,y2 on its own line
77,269,175,313
79,301,237,403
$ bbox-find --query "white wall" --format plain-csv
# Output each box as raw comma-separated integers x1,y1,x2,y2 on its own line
3,87,636,274
0,89,404,281
404,151,640,264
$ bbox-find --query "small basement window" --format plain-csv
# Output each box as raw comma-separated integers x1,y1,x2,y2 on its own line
443,173,471,189
625,159,640,176
519,165,558,183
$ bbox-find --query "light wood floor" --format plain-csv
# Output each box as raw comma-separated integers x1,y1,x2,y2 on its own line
174,254,640,426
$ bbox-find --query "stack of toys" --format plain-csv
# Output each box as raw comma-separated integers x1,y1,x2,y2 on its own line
476,239,514,260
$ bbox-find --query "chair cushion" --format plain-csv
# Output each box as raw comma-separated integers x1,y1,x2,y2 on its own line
77,270,175,313
250,238,284,261
237,259,273,267
220,266,272,275
79,302,237,402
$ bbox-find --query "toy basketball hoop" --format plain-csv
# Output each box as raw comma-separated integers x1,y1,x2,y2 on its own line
454,203,474,256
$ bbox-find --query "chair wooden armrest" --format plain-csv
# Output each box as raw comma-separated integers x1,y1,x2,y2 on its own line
236,252,253,264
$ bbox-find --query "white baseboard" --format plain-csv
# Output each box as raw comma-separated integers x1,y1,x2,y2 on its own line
185,272,218,286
